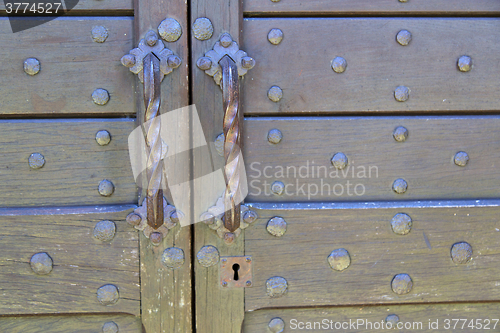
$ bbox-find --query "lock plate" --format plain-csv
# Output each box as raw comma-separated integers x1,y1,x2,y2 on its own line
220,256,253,288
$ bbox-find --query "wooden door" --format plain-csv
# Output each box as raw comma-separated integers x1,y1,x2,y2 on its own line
192,1,500,332
0,1,190,332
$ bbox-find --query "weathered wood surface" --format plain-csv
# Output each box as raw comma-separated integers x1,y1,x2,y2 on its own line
134,0,192,331
242,18,500,114
244,202,500,311
0,314,141,333
191,0,246,331
0,205,140,315
0,17,134,116
244,116,500,202
243,302,500,332
0,1,133,13
244,0,500,16
0,119,137,207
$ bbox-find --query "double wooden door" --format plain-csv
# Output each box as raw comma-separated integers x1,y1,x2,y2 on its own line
2,0,500,332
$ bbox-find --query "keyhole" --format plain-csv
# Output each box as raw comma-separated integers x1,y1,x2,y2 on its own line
232,263,240,281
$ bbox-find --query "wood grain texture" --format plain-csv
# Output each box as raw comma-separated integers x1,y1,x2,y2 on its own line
242,18,500,114
0,205,140,315
243,302,500,332
0,119,137,207
244,116,500,202
244,0,500,16
244,203,500,311
0,17,134,116
0,0,133,13
191,0,246,332
0,314,141,333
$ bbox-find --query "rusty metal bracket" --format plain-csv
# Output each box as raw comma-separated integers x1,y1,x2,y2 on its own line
220,256,253,288
197,33,255,233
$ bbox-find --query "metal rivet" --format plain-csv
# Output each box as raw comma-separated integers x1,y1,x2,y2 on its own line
201,212,215,225
268,86,283,102
167,55,182,69
92,88,110,106
396,30,412,46
399,0,408,2
268,28,283,45
331,152,348,170
394,86,409,102
268,318,285,333
391,273,413,295
150,232,163,246
266,217,287,237
197,245,220,267
170,210,180,224
24,58,40,76
221,280,228,287
93,220,116,242
266,276,288,298
271,181,285,196
221,258,227,264
331,56,347,73
392,178,408,194
245,257,252,263
241,56,256,70
126,212,141,226
158,18,182,42
97,284,119,305
121,54,136,68
451,242,472,264
327,248,351,271
144,30,158,46
243,210,258,224
393,126,408,142
28,153,45,169
102,321,119,333
98,179,115,197
91,26,108,43
386,314,400,327
95,130,111,146
246,280,252,287
454,151,469,167
193,18,213,41
224,232,235,244
214,133,225,156
271,0,281,2
458,55,472,72
220,33,233,48
391,213,412,235
268,129,283,144
197,57,213,70
30,252,53,275
162,247,185,269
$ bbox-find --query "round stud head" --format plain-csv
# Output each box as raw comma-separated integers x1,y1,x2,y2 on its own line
451,241,472,264
393,126,409,142
167,55,182,69
268,129,283,144
266,276,288,298
266,216,287,237
197,57,213,70
98,179,114,197
331,152,348,170
192,17,214,40
268,86,283,102
221,280,228,287
271,181,285,196
391,273,413,295
241,56,256,70
95,130,111,146
102,321,119,333
268,318,285,333
268,28,284,45
246,280,252,287
170,210,180,224
30,252,53,275
331,56,347,73
201,212,215,225
97,284,119,305
223,232,235,244
158,18,182,42
219,33,233,48
394,86,409,102
24,58,40,76
150,232,163,246
457,55,472,72
243,210,258,224
91,26,108,43
93,220,116,242
327,248,351,271
121,54,136,68
396,30,412,46
92,88,110,106
126,212,142,226
144,30,159,46
391,213,412,235
197,245,220,267
28,153,45,169
392,178,408,194
162,247,185,269
454,151,469,167
385,314,400,328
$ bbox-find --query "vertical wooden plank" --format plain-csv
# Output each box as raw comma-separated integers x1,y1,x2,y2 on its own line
191,0,246,332
133,0,191,332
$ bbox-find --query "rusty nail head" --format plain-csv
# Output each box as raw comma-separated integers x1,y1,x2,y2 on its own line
454,151,469,167
396,30,412,46
24,58,40,75
393,126,409,142
331,56,347,73
162,247,185,269
243,210,258,224
92,88,110,106
126,212,141,226
268,28,283,45
95,130,111,146
267,216,287,237
391,273,413,295
246,280,252,287
266,276,288,298
102,321,119,333
391,213,412,235
241,56,256,70
268,86,283,102
98,179,115,197
192,17,213,41
224,232,235,244
271,181,285,196
30,252,53,275
392,178,408,194
197,245,220,268
219,33,233,48
121,54,136,68
268,129,283,144
167,55,182,68
93,220,116,242
28,153,45,169
97,284,119,305
394,86,409,102
268,318,285,333
451,241,472,264
91,26,108,43
221,258,227,264
197,57,212,70
328,248,351,271
458,55,472,72
144,30,158,46
331,152,348,170
221,280,228,287
158,18,182,42
150,232,163,246
246,257,252,263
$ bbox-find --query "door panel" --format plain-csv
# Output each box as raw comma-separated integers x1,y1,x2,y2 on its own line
242,18,500,114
